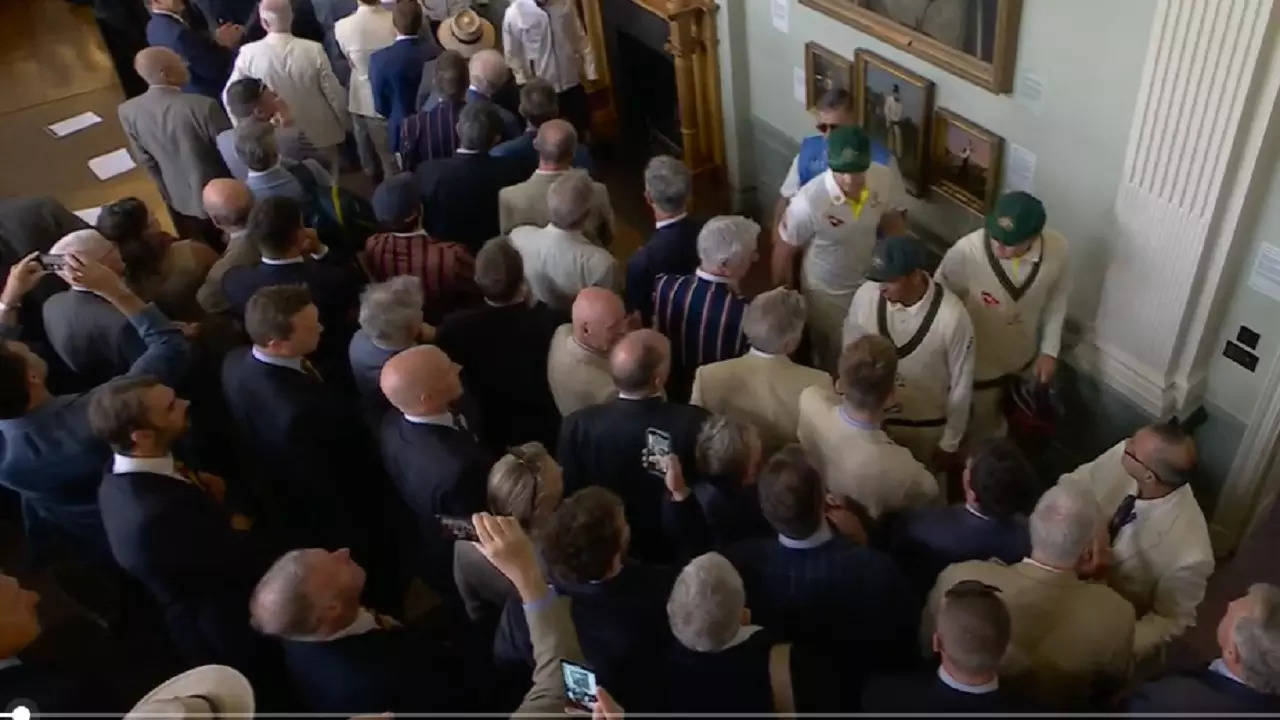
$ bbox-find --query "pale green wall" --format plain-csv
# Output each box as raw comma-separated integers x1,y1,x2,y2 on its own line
726,0,1158,322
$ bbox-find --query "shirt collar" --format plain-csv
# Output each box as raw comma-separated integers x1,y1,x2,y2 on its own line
655,212,688,230
838,406,880,432
822,169,848,204
403,411,455,428
749,347,781,359
112,454,189,483
1209,658,1248,686
719,624,763,650
778,521,833,549
0,657,21,672
245,165,276,178
535,169,569,176
570,335,607,359
618,390,661,400
695,268,733,284
152,9,186,23
1022,557,1067,574
456,147,481,154
937,665,999,694
886,276,935,314
261,255,305,265
301,608,378,642
252,346,304,372
395,34,417,41
467,85,487,98
965,504,991,520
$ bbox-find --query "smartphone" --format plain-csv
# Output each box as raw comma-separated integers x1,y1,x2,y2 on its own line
37,253,66,271
437,514,478,541
560,659,598,711
641,428,672,476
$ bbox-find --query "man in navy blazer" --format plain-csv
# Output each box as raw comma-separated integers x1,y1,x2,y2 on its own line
251,547,473,713
91,375,264,666
220,196,362,379
1129,583,1280,713
221,285,364,554
722,446,916,703
378,344,491,588
146,0,241,99
0,253,189,561
889,438,1032,596
370,0,438,156
626,156,703,323
490,79,593,178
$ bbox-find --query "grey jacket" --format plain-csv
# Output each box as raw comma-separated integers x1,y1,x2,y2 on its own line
118,86,231,216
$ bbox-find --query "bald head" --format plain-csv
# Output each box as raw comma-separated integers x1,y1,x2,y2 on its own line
610,329,669,395
573,287,626,354
259,0,294,32
133,46,187,87
469,49,508,96
379,345,463,416
534,119,577,168
203,179,254,231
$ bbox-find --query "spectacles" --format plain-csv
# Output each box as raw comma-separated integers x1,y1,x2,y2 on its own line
816,123,836,134
944,579,1001,599
1124,441,1164,485
507,445,542,521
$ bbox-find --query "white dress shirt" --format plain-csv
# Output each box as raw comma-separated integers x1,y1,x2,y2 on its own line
502,0,597,92
937,666,999,694
335,3,398,117
403,411,456,428
226,33,350,147
112,453,190,483
251,346,305,373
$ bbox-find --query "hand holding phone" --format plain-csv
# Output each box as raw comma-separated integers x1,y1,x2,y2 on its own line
561,660,598,712
37,253,66,271
640,428,672,476
437,514,478,541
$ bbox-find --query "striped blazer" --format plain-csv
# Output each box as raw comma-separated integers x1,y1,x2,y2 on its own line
652,270,748,402
363,230,480,323
399,98,463,170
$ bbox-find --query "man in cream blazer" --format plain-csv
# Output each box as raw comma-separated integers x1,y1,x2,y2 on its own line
1058,421,1214,664
924,485,1135,710
691,288,829,456
499,120,613,247
547,287,626,416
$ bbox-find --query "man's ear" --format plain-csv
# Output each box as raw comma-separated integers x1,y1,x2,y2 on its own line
129,428,154,451
931,631,942,655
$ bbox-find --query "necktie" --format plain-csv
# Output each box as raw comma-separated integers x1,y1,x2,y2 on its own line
1108,493,1137,544
300,358,324,382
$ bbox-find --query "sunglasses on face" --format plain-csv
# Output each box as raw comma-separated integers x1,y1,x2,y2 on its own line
816,123,836,134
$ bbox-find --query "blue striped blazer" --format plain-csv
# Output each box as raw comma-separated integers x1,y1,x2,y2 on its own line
652,271,748,402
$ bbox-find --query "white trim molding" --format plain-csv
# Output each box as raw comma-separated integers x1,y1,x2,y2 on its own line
1081,0,1280,424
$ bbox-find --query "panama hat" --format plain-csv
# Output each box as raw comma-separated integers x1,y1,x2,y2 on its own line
437,9,496,58
125,665,254,719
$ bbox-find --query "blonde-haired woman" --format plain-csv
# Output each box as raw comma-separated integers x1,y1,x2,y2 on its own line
453,442,563,622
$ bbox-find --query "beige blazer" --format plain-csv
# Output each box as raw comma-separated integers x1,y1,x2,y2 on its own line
499,169,614,247
547,324,615,416
796,386,939,518
690,350,831,456
514,595,587,715
924,559,1135,709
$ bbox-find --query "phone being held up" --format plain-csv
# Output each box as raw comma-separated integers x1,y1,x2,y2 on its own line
561,659,598,712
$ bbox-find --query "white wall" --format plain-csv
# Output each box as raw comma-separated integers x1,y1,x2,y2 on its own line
1205,137,1280,423
730,0,1157,322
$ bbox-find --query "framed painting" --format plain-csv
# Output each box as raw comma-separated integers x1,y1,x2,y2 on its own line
799,0,1022,93
854,48,934,196
804,42,854,110
929,107,1003,213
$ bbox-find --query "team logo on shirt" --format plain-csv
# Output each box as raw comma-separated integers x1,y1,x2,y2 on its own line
998,216,1015,231
827,215,846,227
980,291,1001,307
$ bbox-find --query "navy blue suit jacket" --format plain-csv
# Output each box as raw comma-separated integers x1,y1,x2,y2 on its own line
723,532,917,682
652,272,749,403
414,152,525,253
466,88,523,140
220,348,363,551
861,671,1034,712
145,13,233,99
889,504,1030,596
99,469,263,664
281,627,468,713
1129,668,1280,713
370,37,436,153
495,562,677,710
625,216,703,323
490,129,594,179
0,306,189,560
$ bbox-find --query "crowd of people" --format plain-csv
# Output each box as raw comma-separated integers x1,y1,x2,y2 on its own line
2,0,1279,715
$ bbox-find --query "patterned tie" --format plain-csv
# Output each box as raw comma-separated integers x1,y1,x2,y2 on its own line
1108,493,1137,544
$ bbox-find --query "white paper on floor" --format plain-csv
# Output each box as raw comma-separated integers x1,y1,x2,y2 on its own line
88,148,136,181
73,206,103,225
47,111,102,138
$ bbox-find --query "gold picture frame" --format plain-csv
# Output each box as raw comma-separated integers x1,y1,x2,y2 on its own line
854,49,934,196
804,41,854,111
799,0,1023,94
930,107,1003,213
